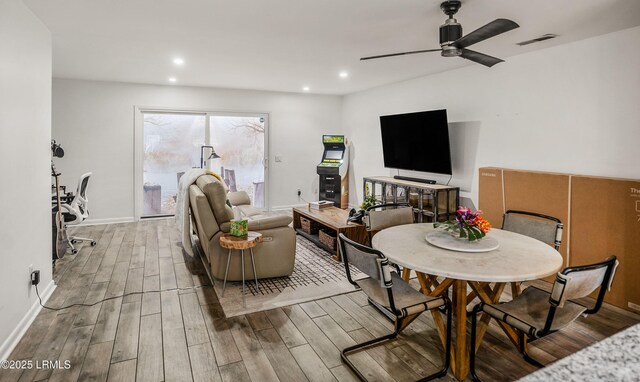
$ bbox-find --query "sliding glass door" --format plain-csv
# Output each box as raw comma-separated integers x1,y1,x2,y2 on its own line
139,110,267,218
208,114,267,208
142,113,205,216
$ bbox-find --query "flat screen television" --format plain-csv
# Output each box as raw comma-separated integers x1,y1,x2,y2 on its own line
380,109,452,175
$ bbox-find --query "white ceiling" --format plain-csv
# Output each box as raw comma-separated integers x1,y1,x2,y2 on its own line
24,0,640,95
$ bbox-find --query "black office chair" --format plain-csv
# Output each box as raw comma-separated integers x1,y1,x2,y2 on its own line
339,234,452,382
469,256,619,382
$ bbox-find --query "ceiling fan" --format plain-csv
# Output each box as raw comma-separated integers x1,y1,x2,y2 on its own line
361,1,519,67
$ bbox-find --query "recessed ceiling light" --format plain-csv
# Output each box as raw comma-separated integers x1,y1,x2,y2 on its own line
339,71,349,78
168,77,177,83
173,57,184,65
302,86,310,92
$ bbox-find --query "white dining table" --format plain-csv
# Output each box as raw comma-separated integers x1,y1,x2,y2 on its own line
372,223,563,381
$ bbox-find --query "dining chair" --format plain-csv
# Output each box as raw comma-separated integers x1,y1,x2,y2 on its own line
469,256,619,382
338,234,452,382
502,210,563,250
365,203,414,243
364,203,414,277
501,210,564,296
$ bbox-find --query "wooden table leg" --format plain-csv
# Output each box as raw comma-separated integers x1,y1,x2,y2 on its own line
468,282,506,351
451,279,469,381
412,275,526,381
468,281,519,347
510,281,522,299
401,267,411,282
413,273,464,379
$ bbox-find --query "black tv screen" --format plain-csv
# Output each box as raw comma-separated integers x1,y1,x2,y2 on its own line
380,109,452,175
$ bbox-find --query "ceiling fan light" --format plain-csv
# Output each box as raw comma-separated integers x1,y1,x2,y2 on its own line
441,46,461,57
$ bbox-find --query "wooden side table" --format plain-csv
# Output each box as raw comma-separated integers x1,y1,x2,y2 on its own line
219,232,263,306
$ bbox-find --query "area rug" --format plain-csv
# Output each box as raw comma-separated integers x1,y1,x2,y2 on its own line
213,236,363,317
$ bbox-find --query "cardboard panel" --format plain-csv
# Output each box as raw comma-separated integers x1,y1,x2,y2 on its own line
570,176,640,312
503,169,570,268
478,167,504,228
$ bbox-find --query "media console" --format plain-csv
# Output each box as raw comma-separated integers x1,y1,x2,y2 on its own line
363,176,459,223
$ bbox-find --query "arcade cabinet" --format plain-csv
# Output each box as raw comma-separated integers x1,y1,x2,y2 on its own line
317,135,349,209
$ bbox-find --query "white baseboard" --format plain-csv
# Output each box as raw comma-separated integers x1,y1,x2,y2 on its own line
271,203,307,211
81,217,135,226
0,280,56,361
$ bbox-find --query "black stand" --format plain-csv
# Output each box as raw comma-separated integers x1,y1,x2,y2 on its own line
393,175,436,184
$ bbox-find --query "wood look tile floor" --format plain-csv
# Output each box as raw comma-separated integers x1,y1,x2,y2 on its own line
3,219,639,382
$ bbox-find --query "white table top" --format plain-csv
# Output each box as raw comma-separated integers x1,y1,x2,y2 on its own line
372,224,563,283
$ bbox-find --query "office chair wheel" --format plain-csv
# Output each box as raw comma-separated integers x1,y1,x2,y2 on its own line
91,241,97,246
72,249,78,255
71,239,78,244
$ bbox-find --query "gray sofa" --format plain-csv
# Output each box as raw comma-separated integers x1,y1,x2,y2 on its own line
189,175,296,281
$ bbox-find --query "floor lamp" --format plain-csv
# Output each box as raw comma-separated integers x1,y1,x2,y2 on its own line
200,145,221,169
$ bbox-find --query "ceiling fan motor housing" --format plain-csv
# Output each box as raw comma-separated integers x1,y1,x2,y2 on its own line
440,19,462,45
440,18,462,56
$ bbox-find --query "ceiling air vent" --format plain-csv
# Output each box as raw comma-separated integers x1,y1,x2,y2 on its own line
516,34,558,46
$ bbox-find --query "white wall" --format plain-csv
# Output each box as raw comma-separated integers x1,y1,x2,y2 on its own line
52,79,343,221
0,0,53,359
343,26,640,207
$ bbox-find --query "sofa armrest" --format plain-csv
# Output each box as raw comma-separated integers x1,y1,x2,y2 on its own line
227,191,251,206
219,222,231,233
247,215,293,231
219,214,293,233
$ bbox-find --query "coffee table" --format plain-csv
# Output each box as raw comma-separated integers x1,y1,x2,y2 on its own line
292,206,368,261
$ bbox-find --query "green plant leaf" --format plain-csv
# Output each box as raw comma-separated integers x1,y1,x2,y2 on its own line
470,227,484,239
466,228,477,241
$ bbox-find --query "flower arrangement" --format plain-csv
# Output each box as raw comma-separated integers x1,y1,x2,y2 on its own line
434,207,491,241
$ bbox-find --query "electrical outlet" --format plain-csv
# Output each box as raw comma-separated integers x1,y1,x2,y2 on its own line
297,188,301,197
31,270,40,286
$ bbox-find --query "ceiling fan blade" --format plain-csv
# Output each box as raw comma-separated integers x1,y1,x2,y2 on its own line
453,19,519,49
360,48,441,61
460,49,504,67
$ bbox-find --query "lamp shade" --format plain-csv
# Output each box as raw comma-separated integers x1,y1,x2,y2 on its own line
200,145,221,168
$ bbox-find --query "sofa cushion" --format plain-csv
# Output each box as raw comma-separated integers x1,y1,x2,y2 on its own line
228,191,251,206
196,175,234,223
